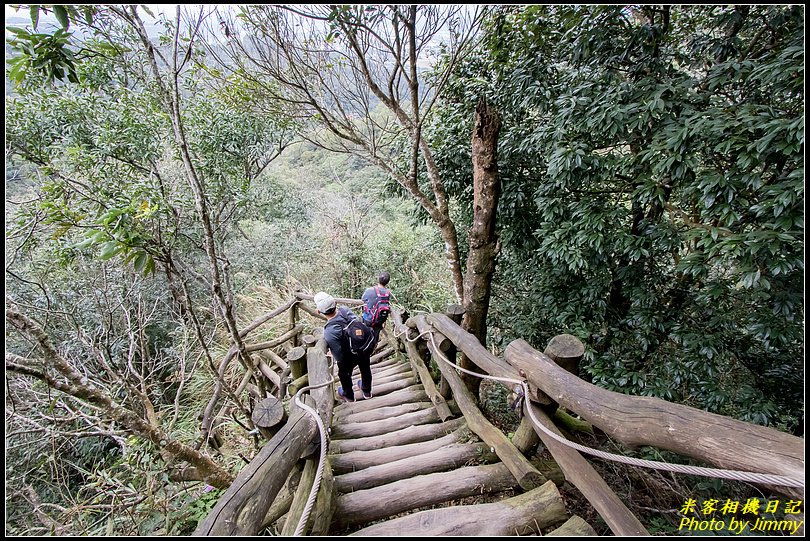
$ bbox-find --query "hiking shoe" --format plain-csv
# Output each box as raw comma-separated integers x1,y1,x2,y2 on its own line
337,387,355,403
356,379,372,400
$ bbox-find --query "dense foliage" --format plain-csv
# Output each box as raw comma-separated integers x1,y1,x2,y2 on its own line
434,5,803,430
4,4,803,536
5,6,452,535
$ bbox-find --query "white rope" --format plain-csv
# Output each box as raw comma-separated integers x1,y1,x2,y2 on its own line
291,366,336,535
424,332,804,489
393,326,432,343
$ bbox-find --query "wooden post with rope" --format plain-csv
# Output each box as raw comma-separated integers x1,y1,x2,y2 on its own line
440,304,464,399
512,334,585,455
288,301,300,348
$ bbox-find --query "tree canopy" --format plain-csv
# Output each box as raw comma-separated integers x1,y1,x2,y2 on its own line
433,5,803,429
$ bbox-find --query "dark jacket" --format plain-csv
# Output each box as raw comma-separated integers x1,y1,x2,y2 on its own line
323,307,357,366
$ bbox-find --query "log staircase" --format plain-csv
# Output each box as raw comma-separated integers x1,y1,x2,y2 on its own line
194,292,805,537
328,346,589,535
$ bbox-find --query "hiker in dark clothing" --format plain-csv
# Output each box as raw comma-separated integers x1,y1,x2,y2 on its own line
361,271,392,342
315,291,374,402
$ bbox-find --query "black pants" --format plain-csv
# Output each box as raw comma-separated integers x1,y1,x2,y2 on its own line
338,353,372,400
371,324,383,343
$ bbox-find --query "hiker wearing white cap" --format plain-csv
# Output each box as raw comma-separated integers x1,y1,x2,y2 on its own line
315,291,376,402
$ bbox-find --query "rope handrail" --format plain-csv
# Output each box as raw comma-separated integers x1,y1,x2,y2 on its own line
292,375,336,536
289,316,801,537
396,328,804,489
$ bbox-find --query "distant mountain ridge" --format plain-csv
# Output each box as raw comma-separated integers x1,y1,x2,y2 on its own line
5,12,166,39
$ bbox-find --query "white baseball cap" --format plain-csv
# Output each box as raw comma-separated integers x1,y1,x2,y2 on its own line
314,292,336,313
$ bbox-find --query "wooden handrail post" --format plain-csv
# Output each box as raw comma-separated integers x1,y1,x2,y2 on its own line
288,301,300,348
512,334,585,456
287,346,307,380
440,304,464,399
301,334,316,348
427,331,546,490
252,395,287,440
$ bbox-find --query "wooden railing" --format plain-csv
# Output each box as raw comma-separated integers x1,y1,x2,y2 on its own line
191,297,804,536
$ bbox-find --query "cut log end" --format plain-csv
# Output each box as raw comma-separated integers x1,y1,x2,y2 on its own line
546,515,598,536
287,346,306,362
544,334,585,376
517,470,547,491
252,396,285,429
445,304,465,323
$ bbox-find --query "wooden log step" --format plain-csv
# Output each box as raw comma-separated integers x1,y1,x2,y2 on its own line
369,346,395,363
334,462,520,528
368,377,418,397
331,408,440,440
352,363,409,382
333,385,427,417
369,370,414,386
352,363,411,380
334,442,495,493
546,515,598,536
366,360,403,375
369,354,402,369
330,430,458,475
350,480,567,536
359,361,412,379
329,417,466,454
353,365,412,383
338,401,436,425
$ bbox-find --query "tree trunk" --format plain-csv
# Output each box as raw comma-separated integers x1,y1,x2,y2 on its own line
460,97,501,396
120,5,259,418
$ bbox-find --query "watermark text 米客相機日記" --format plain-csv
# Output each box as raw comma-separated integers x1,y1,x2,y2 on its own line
678,498,803,535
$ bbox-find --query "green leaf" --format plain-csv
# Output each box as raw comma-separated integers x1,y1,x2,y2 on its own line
30,5,40,30
72,237,96,250
6,27,30,36
133,251,148,273
144,255,155,275
7,57,26,83
99,241,122,260
53,5,69,29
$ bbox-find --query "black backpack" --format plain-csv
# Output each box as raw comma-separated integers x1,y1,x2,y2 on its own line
342,317,376,355
363,286,391,327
